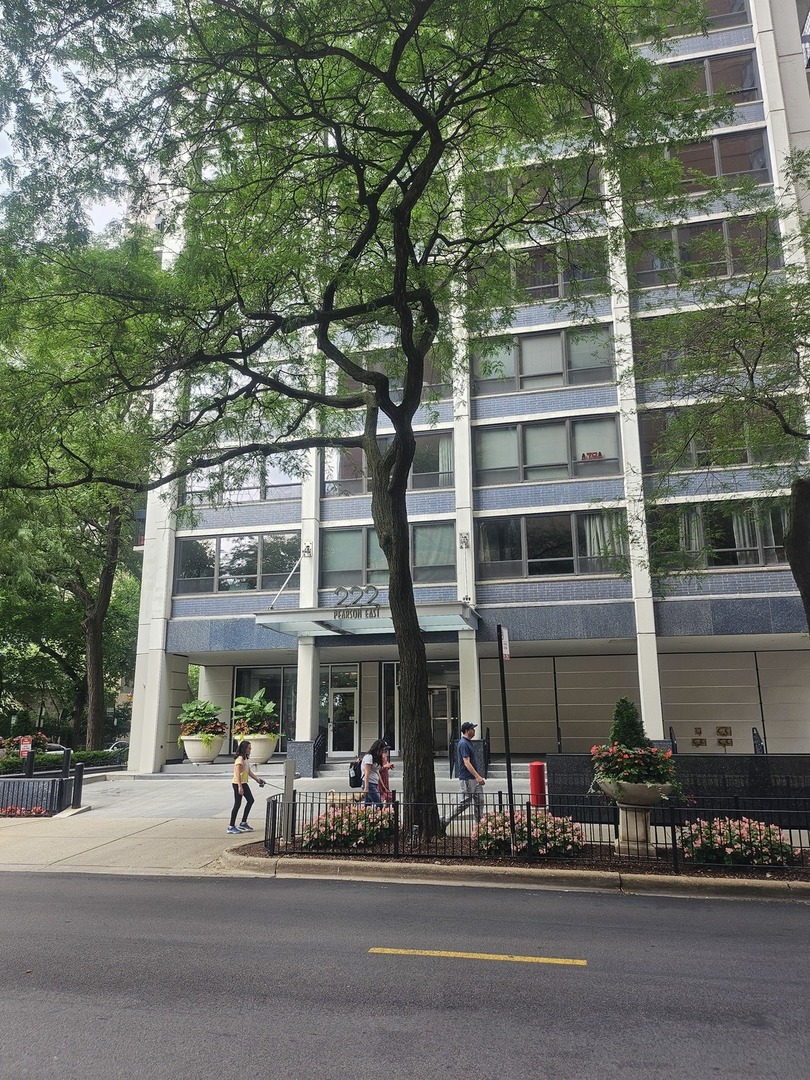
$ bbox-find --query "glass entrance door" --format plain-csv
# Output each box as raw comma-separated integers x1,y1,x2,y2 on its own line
328,689,357,755
430,686,460,754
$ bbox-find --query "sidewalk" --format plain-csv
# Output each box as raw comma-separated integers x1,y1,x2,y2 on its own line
1,771,808,901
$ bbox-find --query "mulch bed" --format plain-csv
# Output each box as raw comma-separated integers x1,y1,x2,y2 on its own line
233,839,810,881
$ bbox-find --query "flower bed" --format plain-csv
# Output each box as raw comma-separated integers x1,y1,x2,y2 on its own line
677,817,801,866
1,804,47,817
474,809,585,858
300,803,396,850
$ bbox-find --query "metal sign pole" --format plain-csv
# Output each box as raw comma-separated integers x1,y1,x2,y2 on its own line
496,623,516,852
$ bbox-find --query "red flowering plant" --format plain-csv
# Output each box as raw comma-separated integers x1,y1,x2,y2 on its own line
590,697,684,801
177,700,226,749
5,732,49,754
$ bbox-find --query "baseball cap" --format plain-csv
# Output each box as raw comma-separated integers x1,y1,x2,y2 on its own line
460,722,476,733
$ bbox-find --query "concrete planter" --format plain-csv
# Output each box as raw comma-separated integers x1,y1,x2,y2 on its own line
181,735,225,763
598,780,674,857
244,735,278,765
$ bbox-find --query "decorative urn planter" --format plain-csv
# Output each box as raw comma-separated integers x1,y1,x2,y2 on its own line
180,734,225,764
598,780,674,857
246,734,278,765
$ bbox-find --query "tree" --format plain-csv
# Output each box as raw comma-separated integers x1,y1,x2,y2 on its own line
0,0,716,826
631,173,810,630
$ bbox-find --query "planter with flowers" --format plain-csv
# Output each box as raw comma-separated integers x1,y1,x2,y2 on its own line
177,699,227,763
231,689,280,764
591,697,683,856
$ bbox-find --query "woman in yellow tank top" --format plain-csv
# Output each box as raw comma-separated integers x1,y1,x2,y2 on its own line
228,740,266,835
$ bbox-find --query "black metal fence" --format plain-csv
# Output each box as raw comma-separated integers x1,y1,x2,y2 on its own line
0,776,75,817
263,791,810,874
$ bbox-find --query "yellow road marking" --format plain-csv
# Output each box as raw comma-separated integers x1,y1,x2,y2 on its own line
369,947,586,966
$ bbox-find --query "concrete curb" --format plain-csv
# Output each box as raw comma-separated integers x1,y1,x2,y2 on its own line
221,845,810,900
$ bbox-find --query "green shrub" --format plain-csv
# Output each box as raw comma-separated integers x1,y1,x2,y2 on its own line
608,697,649,748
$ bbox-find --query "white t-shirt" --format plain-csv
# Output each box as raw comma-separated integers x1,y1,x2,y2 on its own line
361,754,380,786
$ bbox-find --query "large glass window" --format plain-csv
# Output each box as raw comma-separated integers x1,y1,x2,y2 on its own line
477,511,627,579
174,533,300,594
674,131,769,192
517,239,608,303
473,325,613,394
673,50,759,104
179,459,301,507
639,408,795,472
630,216,781,288
320,522,457,587
323,432,454,496
474,416,621,485
473,326,613,395
648,502,788,570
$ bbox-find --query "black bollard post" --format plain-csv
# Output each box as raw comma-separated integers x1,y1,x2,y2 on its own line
23,749,35,778
61,746,71,778
72,762,84,809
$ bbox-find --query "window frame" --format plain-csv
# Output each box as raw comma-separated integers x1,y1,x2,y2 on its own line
648,501,789,570
319,521,458,587
322,431,455,497
473,325,614,395
174,532,301,595
476,510,628,579
473,415,622,486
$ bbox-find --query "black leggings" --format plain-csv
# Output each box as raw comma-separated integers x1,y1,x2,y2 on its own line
230,783,254,827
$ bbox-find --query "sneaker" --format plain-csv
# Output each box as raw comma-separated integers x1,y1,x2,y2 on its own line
227,825,241,834
238,822,254,832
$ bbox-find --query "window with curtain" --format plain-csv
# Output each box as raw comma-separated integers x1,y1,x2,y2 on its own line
523,423,568,480
649,501,789,570
473,326,613,394
412,432,454,488
477,511,627,578
413,523,456,582
571,417,620,476
321,529,364,586
475,427,519,484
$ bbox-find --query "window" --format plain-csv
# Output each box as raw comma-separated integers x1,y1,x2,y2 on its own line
179,460,301,506
513,158,602,213
174,533,301,594
477,511,627,579
673,50,759,104
473,325,613,393
320,522,457,587
639,408,796,472
674,131,769,193
648,502,788,570
322,432,454,495
630,216,781,288
705,0,749,30
517,239,608,302
474,416,621,485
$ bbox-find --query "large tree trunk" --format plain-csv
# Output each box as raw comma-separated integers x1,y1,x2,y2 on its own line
370,436,440,837
82,612,107,749
784,476,810,633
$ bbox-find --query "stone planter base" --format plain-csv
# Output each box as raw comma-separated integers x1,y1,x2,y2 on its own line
245,735,278,765
598,780,674,858
180,735,225,764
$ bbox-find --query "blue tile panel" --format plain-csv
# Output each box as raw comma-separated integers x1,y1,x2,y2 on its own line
659,569,797,597
191,500,303,530
173,592,302,618
511,296,613,328
475,479,625,512
655,596,806,637
476,579,632,604
641,470,775,499
166,615,298,654
474,602,636,642
472,386,618,420
321,491,457,522
638,27,753,61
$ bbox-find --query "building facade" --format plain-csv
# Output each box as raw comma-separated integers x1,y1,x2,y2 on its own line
129,0,810,774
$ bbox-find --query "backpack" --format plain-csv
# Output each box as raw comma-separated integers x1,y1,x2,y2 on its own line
348,757,363,789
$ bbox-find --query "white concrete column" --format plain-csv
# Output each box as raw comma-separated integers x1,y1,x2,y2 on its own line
458,629,482,727
294,636,321,741
198,666,235,734
605,190,665,740
130,485,188,772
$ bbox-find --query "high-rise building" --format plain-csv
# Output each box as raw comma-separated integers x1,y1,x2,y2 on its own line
129,0,810,773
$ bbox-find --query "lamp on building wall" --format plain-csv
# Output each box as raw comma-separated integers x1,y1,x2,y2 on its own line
459,532,470,549
301,542,313,558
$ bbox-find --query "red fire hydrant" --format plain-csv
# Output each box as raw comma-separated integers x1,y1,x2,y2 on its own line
529,760,546,808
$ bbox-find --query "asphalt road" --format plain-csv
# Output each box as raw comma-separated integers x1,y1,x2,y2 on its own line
1,874,807,1080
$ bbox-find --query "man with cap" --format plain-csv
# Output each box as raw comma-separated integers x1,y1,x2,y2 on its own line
441,721,486,832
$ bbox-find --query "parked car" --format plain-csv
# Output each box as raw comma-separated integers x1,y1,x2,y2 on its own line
45,742,71,754
107,740,130,752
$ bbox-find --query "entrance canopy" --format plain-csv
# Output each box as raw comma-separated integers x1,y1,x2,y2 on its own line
255,601,478,637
